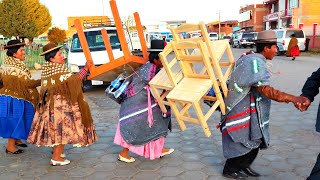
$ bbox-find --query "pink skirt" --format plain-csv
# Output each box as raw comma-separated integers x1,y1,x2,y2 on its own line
114,123,165,160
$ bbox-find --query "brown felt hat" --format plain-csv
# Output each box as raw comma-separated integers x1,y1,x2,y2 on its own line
40,42,62,56
148,39,165,52
4,40,25,50
255,30,277,44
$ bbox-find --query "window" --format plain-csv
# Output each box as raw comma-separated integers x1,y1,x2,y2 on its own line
71,29,120,52
273,3,279,12
276,31,284,38
131,32,138,38
242,33,255,39
289,0,299,9
285,30,304,38
209,34,218,38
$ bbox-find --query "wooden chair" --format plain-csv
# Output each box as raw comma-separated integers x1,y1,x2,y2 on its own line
149,42,183,113
167,40,225,137
74,0,149,82
170,22,235,102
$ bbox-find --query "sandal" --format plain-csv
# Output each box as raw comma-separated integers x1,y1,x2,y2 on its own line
15,143,28,148
6,149,24,154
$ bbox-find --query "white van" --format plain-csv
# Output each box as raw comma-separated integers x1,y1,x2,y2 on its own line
129,31,150,50
208,32,218,41
274,29,306,53
68,26,130,85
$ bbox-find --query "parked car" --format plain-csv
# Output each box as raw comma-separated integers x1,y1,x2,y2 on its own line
222,36,231,44
166,34,173,42
252,32,258,40
273,29,306,55
208,32,218,41
232,32,255,48
190,32,201,38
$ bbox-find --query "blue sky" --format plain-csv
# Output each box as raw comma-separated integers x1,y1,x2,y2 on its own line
40,0,264,29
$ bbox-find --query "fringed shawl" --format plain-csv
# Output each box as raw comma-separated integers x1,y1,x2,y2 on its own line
39,62,93,128
0,71,3,89
0,56,40,106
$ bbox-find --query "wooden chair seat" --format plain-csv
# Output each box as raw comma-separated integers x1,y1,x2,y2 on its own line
149,69,174,90
167,78,212,102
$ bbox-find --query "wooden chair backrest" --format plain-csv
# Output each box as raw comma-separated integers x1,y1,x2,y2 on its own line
158,42,183,87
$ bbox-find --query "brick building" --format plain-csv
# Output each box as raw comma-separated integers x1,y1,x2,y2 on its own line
264,0,320,48
292,0,320,48
207,20,238,37
263,0,297,29
239,4,268,32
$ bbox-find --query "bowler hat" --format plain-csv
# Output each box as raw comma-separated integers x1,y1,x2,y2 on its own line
4,40,25,50
255,30,277,44
148,40,165,52
40,42,62,56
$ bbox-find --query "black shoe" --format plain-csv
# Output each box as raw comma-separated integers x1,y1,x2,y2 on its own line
241,167,260,177
6,149,24,154
15,143,28,148
223,171,248,179
292,57,296,61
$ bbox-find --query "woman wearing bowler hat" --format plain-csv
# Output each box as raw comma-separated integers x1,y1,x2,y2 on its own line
114,39,174,163
0,40,41,154
27,42,98,166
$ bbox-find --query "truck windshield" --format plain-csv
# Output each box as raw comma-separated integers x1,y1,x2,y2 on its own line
70,29,120,52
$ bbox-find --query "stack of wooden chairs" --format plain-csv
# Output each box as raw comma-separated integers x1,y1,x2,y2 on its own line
149,22,235,137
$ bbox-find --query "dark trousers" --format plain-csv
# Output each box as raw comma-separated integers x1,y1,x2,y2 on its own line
307,153,320,180
223,148,259,173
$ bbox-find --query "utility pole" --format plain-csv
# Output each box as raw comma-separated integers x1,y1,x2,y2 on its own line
218,10,221,39
102,0,105,16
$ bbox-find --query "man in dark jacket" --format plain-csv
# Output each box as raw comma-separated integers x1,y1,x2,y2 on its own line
297,68,320,180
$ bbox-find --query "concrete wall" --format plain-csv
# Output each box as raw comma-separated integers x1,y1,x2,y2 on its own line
307,35,320,49
292,0,320,48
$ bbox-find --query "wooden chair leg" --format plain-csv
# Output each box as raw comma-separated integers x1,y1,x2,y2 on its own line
216,94,226,115
193,101,211,137
150,86,167,113
178,102,191,118
168,99,186,131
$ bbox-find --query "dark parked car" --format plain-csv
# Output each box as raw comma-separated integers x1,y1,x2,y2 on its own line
222,36,231,44
232,32,256,48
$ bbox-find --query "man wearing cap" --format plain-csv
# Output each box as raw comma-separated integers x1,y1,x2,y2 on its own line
114,39,173,163
220,30,304,179
0,40,41,154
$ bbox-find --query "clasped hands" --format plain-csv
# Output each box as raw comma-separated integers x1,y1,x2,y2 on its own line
293,96,311,112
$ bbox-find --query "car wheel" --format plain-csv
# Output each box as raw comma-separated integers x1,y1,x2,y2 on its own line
243,45,247,48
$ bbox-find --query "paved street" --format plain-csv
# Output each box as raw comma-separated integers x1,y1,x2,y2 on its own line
1,48,320,180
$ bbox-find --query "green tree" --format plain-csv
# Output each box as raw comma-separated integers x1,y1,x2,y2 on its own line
0,0,51,40
48,27,67,44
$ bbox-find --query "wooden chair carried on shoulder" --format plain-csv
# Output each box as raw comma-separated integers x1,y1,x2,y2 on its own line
166,40,225,137
149,42,183,113
170,22,235,106
73,0,149,82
